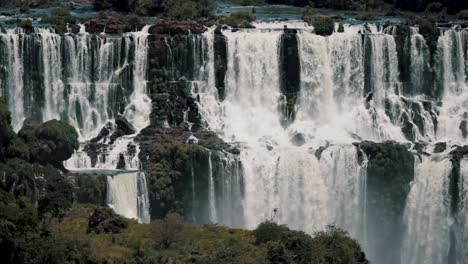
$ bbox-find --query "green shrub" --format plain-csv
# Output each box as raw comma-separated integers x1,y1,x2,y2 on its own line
312,226,369,264
22,120,79,166
161,0,215,20
312,17,334,36
302,6,315,23
40,6,76,25
0,98,15,158
75,174,107,205
225,11,256,28
458,10,468,19
6,138,29,160
356,10,377,21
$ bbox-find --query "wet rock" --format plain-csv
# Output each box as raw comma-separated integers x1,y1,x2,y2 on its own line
18,118,40,136
87,207,128,234
412,141,429,156
214,29,227,101
459,112,468,139
433,142,447,153
149,20,206,35
314,145,328,160
115,116,136,135
116,154,126,170
29,0,50,9
91,122,113,143
83,16,143,34
291,133,306,146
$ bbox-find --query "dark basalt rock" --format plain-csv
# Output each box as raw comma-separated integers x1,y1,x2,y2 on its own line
314,144,329,160
433,142,447,153
149,20,206,35
214,27,227,101
29,0,50,9
116,154,126,170
291,133,305,146
83,16,144,34
412,141,430,156
115,115,136,135
279,28,300,124
91,122,113,143
87,207,128,234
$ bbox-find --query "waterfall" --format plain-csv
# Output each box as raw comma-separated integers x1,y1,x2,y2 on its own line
107,171,150,224
409,28,430,95
208,151,218,223
0,29,25,131
436,29,468,143
3,22,468,263
124,25,152,131
456,159,468,263
401,156,453,264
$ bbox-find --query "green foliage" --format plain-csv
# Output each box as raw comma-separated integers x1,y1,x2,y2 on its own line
23,119,79,166
458,10,468,19
0,98,15,159
0,159,37,201
75,174,107,205
302,6,315,23
0,191,95,264
225,11,256,28
37,167,74,219
161,0,215,20
312,226,368,264
254,221,314,263
254,221,368,264
6,138,30,160
151,213,185,249
41,6,76,25
311,17,334,36
356,10,377,21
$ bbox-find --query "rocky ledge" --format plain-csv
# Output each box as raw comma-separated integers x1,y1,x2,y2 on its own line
83,17,207,34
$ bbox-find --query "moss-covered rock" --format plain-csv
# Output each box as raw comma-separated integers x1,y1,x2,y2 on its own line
87,207,129,234
354,140,414,263
19,119,79,168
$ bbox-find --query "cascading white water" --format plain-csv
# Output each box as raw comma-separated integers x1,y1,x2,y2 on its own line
293,31,405,143
409,28,430,94
107,171,150,224
196,28,369,243
36,28,66,123
0,29,25,131
401,155,453,264
62,26,153,223
436,29,468,143
124,25,152,131
456,159,468,263
207,151,218,223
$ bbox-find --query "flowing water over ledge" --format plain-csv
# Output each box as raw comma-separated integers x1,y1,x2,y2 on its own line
1,22,468,263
